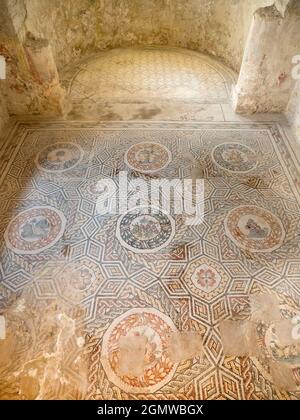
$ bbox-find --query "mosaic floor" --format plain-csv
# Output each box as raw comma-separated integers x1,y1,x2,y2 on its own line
0,118,300,400
62,47,237,121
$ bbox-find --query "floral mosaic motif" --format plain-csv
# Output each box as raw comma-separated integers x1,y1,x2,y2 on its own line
193,265,220,292
61,265,95,292
212,143,257,173
116,206,175,254
125,142,172,173
56,262,99,304
183,257,228,301
35,142,84,173
225,205,285,253
4,206,66,255
79,179,117,211
101,308,178,394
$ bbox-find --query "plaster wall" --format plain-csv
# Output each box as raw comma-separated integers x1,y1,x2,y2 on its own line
286,79,300,142
0,88,9,139
0,0,297,117
234,1,300,113
22,0,283,72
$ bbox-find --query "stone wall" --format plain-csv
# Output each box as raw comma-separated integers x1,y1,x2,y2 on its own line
0,88,9,139
0,35,68,117
22,0,284,72
233,0,300,113
0,0,67,117
203,0,287,72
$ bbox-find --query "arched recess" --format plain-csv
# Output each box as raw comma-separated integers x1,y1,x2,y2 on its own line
0,0,299,119
63,46,237,119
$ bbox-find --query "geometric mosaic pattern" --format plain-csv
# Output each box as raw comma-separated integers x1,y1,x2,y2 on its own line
0,120,300,399
68,47,234,104
63,47,237,121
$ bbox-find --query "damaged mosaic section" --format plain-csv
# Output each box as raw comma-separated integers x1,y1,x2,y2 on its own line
219,291,300,392
0,262,89,400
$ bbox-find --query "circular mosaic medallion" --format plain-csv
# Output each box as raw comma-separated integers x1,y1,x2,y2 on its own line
5,206,66,255
101,308,178,394
264,323,300,367
36,142,84,173
57,262,99,303
225,205,285,253
212,143,257,173
61,264,95,292
116,206,175,254
125,142,171,173
252,307,300,389
183,257,228,301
